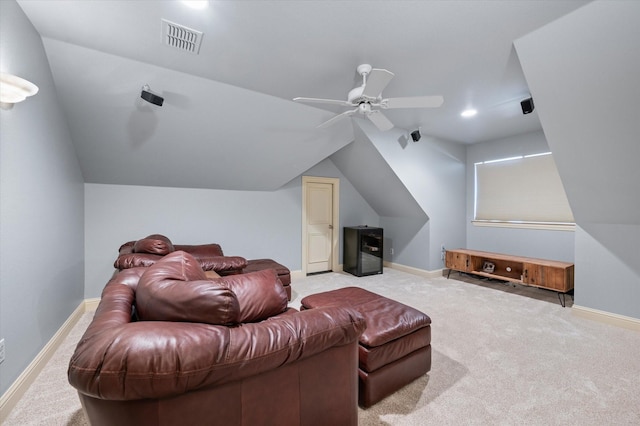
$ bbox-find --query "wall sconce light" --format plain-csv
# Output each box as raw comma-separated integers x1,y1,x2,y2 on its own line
0,73,39,109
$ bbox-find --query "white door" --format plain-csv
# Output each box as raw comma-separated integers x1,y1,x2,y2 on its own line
305,182,334,274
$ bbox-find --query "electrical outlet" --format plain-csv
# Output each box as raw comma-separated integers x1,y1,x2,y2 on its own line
441,244,446,261
390,248,394,255
0,338,5,364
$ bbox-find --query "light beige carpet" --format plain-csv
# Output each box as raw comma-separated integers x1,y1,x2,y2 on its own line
4,269,640,425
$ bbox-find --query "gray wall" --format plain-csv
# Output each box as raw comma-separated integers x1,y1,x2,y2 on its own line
355,121,467,271
466,130,575,262
515,1,640,319
84,158,378,298
0,0,85,396
331,123,428,266
575,224,640,316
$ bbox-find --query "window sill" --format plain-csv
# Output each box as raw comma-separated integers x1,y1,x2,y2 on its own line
471,220,575,231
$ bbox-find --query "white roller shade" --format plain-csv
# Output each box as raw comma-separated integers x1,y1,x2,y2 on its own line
475,153,574,223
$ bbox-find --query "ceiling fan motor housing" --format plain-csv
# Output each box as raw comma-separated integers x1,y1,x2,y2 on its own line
348,87,379,106
348,86,364,103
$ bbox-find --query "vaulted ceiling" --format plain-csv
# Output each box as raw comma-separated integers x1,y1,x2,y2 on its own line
17,0,590,190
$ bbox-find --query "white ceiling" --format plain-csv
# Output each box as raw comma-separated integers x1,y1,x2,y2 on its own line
16,0,590,190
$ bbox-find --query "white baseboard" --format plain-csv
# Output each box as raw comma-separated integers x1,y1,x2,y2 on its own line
290,270,305,280
291,264,344,280
84,297,101,312
0,299,95,423
572,305,640,331
384,261,444,279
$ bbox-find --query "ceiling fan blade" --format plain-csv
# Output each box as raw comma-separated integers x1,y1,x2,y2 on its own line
317,108,357,128
361,68,394,99
366,110,394,131
293,97,353,107
383,95,444,109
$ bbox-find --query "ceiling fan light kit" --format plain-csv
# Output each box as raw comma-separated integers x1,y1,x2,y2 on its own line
294,64,443,131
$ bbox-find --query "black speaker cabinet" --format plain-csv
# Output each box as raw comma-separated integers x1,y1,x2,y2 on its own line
343,226,383,277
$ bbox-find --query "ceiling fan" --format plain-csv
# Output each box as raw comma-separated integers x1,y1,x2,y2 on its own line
293,64,444,131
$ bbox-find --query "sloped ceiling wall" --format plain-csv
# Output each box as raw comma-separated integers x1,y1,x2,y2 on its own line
515,0,640,318
42,38,355,190
514,1,640,226
15,0,593,192
330,121,428,220
331,119,466,270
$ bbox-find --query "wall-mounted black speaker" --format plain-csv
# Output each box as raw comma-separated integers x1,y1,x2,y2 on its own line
141,90,164,106
521,97,534,114
411,130,421,142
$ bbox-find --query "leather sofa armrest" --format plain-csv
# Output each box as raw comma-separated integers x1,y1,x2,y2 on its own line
113,253,248,273
118,241,135,254
68,306,365,401
114,252,162,269
106,268,147,292
198,255,247,272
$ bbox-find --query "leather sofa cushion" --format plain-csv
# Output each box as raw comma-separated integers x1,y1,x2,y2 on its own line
141,250,206,281
137,251,240,325
133,234,175,255
358,326,431,372
244,259,291,286
199,255,248,272
114,252,161,269
113,252,247,272
210,269,288,323
357,296,431,348
301,287,431,348
118,241,135,254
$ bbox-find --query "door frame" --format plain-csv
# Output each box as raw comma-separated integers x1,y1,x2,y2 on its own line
301,176,340,275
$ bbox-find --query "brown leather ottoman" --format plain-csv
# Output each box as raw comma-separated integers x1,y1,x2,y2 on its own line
243,259,291,300
301,287,431,407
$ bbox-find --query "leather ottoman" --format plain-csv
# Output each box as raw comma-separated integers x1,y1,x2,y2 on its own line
243,259,292,300
301,286,431,407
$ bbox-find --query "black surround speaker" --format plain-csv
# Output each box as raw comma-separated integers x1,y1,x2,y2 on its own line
521,97,534,114
411,130,421,142
141,90,164,106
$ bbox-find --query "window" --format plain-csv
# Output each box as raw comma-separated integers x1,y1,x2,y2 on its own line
474,152,574,230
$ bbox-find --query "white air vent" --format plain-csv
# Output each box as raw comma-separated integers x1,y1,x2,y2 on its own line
162,19,203,54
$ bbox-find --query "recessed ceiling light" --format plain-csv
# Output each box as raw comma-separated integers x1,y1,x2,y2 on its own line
461,108,478,118
181,0,208,10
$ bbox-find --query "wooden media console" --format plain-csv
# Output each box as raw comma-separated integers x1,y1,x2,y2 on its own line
445,249,574,306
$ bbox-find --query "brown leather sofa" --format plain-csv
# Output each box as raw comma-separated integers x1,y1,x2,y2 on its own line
69,251,365,426
114,234,248,274
114,234,293,299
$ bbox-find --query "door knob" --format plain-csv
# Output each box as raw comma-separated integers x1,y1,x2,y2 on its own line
328,224,333,229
